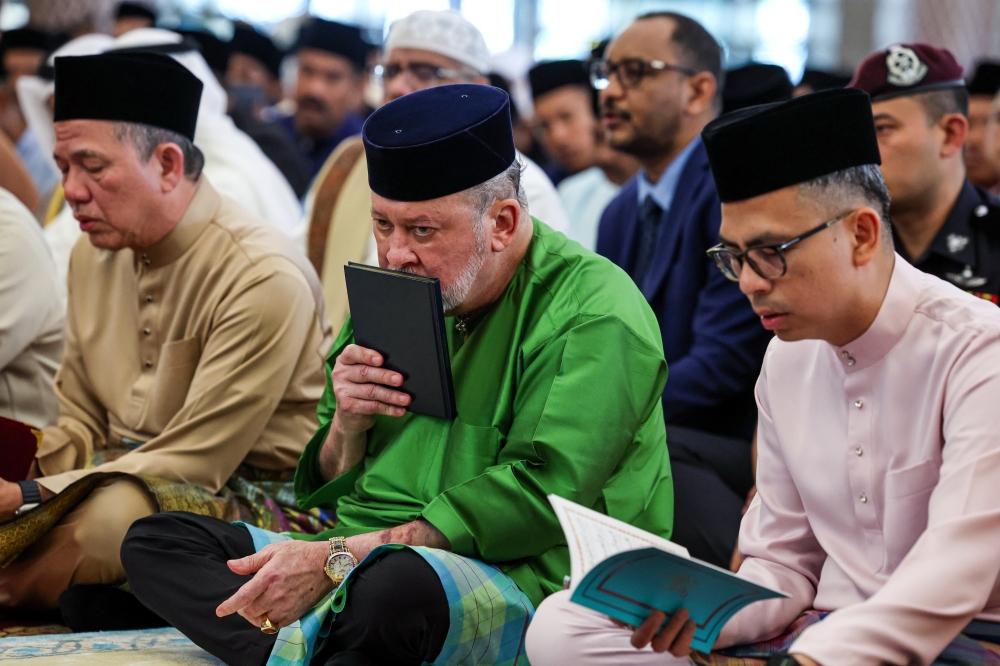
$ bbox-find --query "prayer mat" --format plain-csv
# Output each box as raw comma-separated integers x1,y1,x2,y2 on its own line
691,611,1000,666
0,447,337,568
242,525,534,666
0,623,71,639
0,627,223,664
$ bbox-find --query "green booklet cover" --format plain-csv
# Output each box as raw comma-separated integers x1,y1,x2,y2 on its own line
549,495,787,653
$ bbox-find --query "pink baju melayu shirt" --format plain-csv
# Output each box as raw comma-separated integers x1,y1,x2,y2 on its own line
718,255,1000,665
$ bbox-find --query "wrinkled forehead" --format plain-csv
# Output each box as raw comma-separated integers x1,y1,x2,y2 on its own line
370,188,474,222
54,118,116,141
53,119,121,156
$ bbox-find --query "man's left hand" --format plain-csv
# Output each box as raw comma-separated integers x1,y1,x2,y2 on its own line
217,540,334,630
627,607,696,656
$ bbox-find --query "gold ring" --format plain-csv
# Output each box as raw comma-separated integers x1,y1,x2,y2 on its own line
260,614,278,634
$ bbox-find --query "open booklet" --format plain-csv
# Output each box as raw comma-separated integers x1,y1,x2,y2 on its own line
549,494,787,653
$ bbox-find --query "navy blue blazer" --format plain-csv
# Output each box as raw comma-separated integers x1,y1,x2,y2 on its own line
596,141,770,439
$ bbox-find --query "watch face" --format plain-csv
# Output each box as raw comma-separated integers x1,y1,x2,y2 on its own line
327,553,355,580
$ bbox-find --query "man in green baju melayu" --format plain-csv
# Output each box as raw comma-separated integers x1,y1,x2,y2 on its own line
122,83,673,666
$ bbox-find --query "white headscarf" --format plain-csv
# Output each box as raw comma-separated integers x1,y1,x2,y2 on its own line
19,30,306,284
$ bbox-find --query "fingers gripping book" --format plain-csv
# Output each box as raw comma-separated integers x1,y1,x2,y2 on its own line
549,495,787,652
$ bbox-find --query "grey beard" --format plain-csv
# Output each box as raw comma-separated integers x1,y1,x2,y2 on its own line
398,245,487,314
439,247,486,313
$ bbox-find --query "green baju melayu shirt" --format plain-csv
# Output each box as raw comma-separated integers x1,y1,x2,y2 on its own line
292,220,673,607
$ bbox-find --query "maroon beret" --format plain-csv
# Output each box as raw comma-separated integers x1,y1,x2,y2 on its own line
848,43,964,102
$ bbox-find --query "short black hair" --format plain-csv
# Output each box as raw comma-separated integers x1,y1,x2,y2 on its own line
915,87,969,124
637,11,724,104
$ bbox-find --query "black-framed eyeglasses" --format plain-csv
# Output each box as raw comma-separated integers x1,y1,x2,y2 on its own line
379,62,465,84
590,58,698,91
706,209,857,282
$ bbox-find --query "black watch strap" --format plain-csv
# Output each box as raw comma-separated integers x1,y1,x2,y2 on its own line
17,480,41,506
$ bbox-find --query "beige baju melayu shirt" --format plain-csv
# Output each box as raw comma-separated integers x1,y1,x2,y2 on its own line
36,179,333,495
0,186,64,428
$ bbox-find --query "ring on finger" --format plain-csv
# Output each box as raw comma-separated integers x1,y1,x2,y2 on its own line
260,614,278,634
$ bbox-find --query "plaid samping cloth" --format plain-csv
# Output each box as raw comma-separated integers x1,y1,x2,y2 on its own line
692,610,1000,666
240,525,534,666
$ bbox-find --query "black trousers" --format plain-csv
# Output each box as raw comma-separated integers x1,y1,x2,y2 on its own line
121,512,449,666
666,426,754,568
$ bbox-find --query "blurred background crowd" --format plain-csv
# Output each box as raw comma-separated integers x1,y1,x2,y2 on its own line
1,0,999,233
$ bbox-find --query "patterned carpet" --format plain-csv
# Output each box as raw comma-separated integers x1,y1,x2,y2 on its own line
0,613,72,639
0,623,72,639
0,627,224,665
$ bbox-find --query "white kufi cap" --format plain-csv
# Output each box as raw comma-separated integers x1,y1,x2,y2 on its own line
384,10,490,75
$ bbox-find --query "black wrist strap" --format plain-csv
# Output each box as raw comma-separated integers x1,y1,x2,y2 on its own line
17,480,41,506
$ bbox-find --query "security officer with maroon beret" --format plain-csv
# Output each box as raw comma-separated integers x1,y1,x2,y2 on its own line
851,43,1000,305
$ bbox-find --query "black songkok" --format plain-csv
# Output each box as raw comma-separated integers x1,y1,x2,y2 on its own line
702,88,881,203
115,2,157,23
296,19,367,72
0,28,55,53
797,68,851,92
176,29,232,75
722,63,793,114
968,61,1000,97
54,52,203,141
529,60,590,99
363,84,515,202
231,25,284,79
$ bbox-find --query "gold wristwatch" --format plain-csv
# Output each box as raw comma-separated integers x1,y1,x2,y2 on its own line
323,537,358,586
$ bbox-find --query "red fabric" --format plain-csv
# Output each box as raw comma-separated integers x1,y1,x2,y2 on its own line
849,43,964,100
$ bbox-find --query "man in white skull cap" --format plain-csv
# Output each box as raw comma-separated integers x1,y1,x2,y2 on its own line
18,29,305,287
302,9,570,334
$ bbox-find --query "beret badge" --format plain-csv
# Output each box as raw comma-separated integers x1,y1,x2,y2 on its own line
885,45,929,87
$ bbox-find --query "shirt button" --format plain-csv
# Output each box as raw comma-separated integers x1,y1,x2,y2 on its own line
976,204,988,218
855,399,863,409
860,493,867,503
855,447,863,456
142,328,151,336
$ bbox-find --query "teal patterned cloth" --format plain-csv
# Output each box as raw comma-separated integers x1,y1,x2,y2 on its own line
240,525,534,666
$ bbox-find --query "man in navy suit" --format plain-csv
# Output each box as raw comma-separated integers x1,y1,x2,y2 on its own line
594,12,771,566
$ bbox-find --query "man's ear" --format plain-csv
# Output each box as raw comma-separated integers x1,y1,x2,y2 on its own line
939,112,968,158
849,207,883,267
488,198,522,251
154,142,186,192
684,72,718,117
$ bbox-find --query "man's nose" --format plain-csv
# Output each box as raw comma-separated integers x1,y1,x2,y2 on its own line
383,232,418,268
300,73,327,99
601,75,625,102
738,260,771,296
384,76,414,103
62,168,91,205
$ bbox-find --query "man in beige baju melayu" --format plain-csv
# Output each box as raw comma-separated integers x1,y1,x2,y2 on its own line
0,51,331,627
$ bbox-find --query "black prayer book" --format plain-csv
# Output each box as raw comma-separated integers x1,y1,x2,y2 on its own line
344,263,456,420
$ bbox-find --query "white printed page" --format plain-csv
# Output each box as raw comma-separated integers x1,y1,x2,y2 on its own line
549,494,689,590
